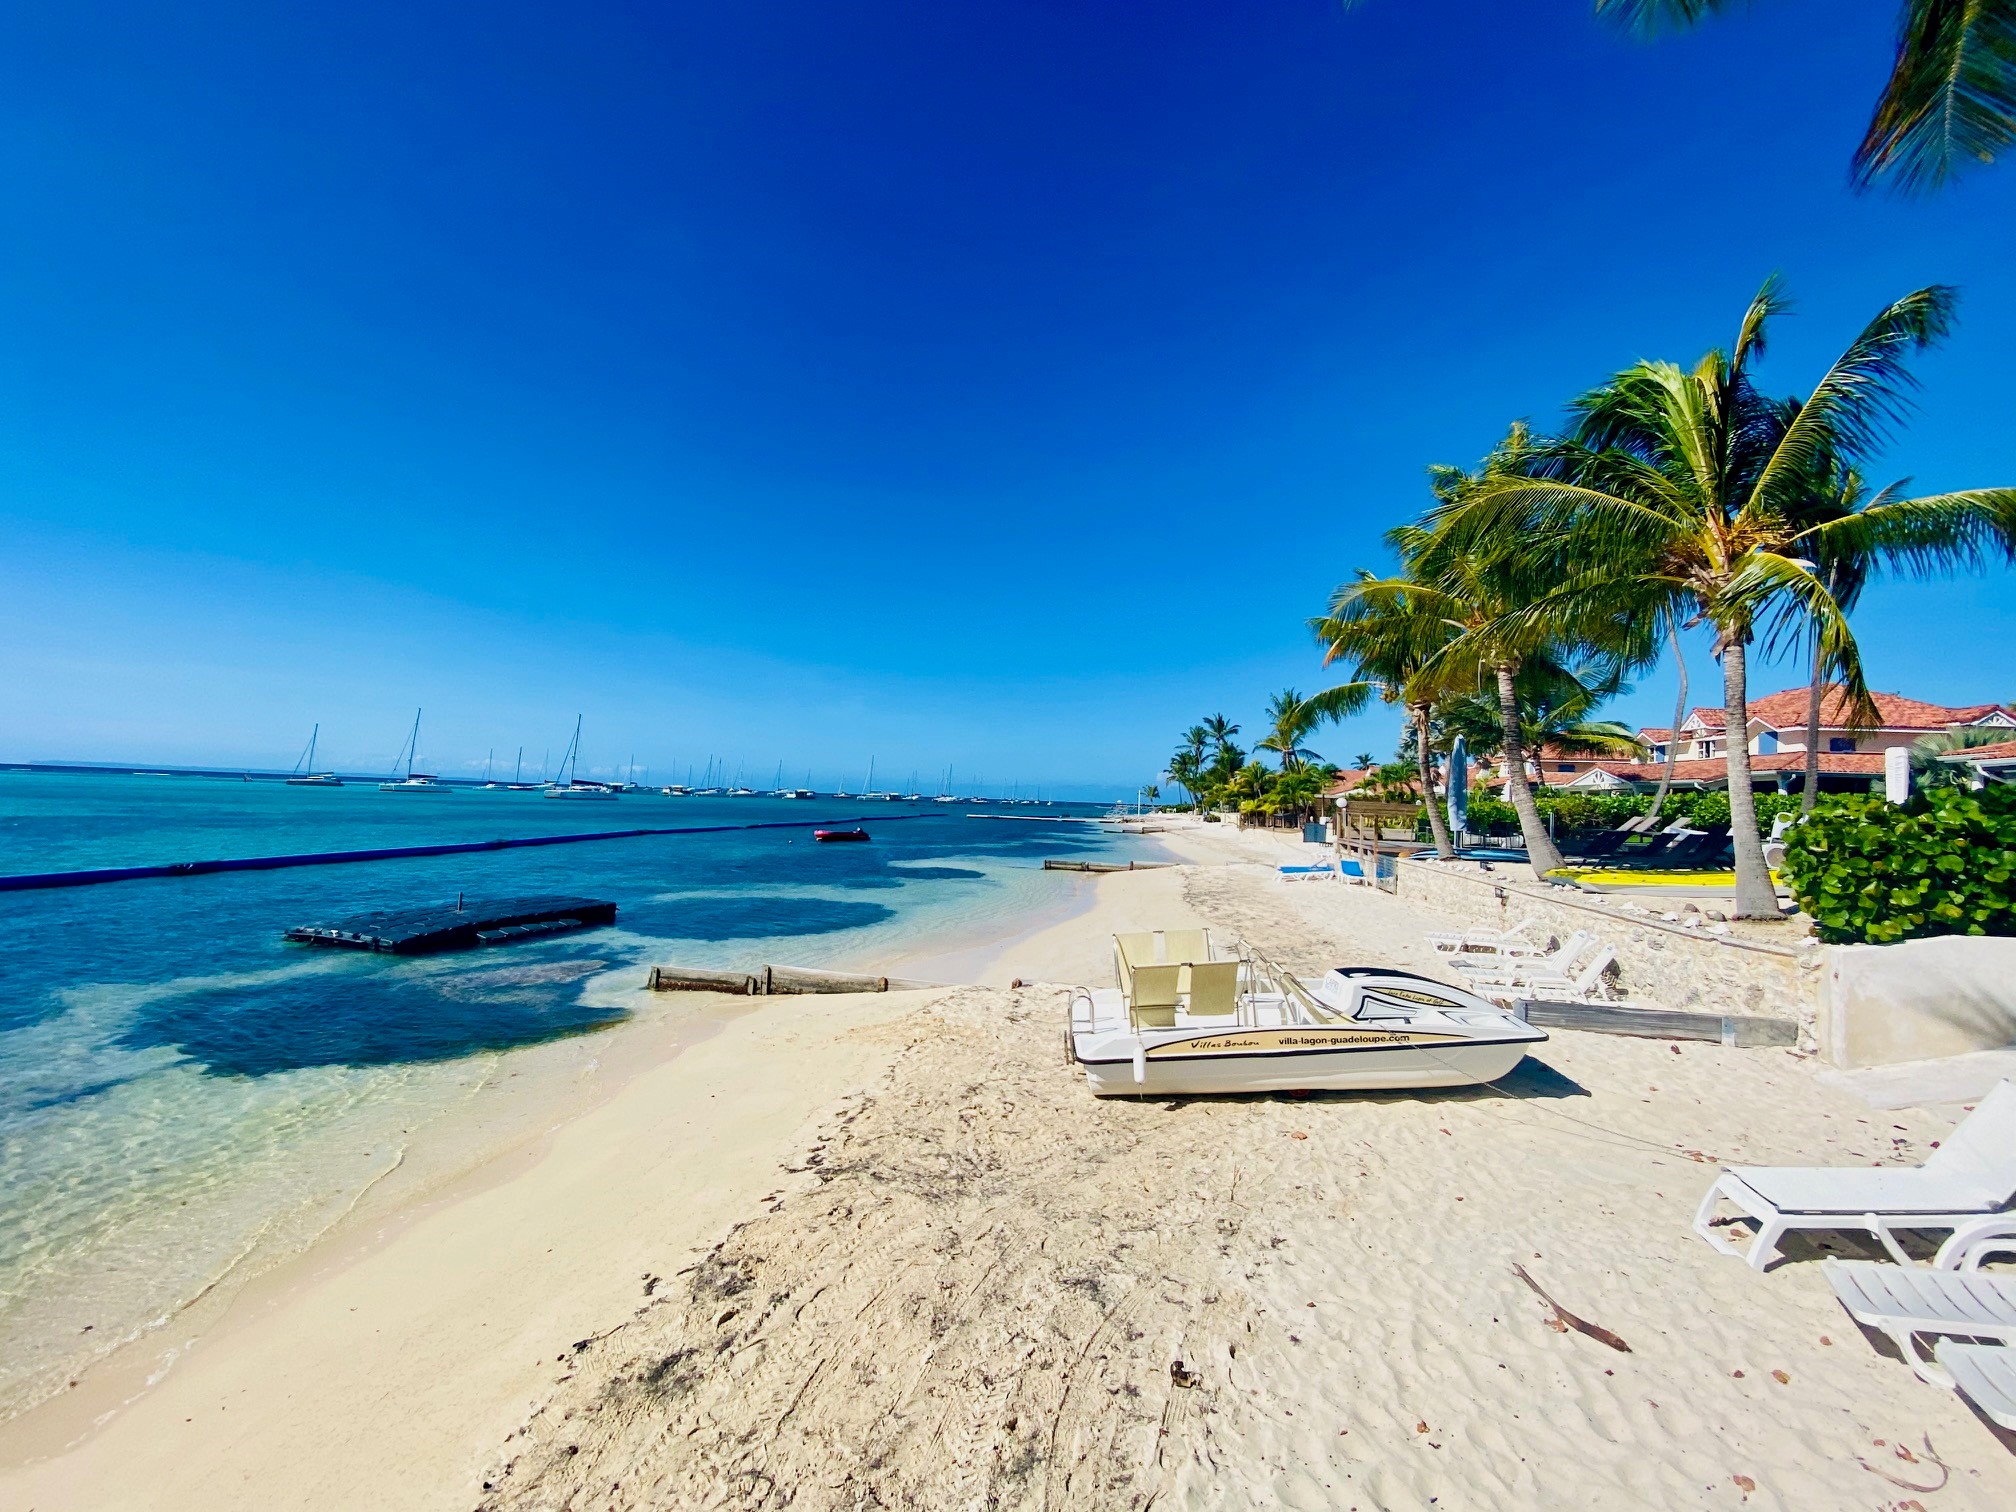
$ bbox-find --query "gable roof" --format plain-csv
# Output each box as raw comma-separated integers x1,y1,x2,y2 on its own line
1744,686,2014,732
1679,707,1726,732
1943,738,2016,766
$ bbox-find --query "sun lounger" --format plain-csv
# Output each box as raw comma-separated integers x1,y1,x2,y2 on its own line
1465,945,1618,1004
1822,1252,2016,1384
1449,930,1597,978
1934,1342,2016,1429
1693,1081,2016,1270
1425,918,1549,956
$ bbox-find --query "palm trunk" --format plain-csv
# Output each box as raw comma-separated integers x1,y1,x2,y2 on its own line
1414,703,1454,859
1720,636,1779,919
1496,662,1565,876
1647,617,1687,823
1799,635,1825,814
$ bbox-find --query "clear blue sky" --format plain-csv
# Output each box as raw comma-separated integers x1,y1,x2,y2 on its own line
2,2,2011,793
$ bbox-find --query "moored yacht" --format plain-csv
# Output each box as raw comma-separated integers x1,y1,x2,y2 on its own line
379,710,454,793
286,723,343,786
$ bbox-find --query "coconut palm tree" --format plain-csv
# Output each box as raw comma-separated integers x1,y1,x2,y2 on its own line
1596,1,2016,193
1396,455,1656,879
1435,658,1647,780
1435,281,2016,916
1309,570,1460,859
1255,689,1326,772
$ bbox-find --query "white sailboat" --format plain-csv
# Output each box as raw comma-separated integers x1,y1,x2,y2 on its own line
286,724,343,786
379,710,453,793
544,715,619,799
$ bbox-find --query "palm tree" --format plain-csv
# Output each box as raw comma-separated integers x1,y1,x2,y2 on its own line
1600,3,2016,193
1398,463,1654,879
1436,659,1647,782
1352,750,1376,769
1437,281,2016,916
1911,728,2015,788
1309,570,1460,859
1255,689,1326,771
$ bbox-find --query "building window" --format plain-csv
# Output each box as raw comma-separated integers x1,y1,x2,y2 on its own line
1829,737,1855,753
1756,730,1779,754
1556,763,1574,773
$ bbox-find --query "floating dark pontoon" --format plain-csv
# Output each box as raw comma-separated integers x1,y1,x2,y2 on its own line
283,895,617,955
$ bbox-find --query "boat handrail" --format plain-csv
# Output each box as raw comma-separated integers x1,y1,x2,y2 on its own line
1237,940,1346,1025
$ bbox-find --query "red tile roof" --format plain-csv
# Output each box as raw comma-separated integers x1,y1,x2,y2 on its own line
1681,708,1726,731
1948,739,2016,764
1637,727,1673,743
1490,751,1891,788
1744,686,2012,732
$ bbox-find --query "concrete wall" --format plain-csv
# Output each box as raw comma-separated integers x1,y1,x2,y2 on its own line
1393,859,1822,1034
1819,936,2016,1069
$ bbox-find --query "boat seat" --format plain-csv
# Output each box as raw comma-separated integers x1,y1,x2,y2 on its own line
1184,960,1240,1019
1128,963,1181,1029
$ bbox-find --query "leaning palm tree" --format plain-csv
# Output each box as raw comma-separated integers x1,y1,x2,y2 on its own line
1436,281,2016,916
1601,3,2016,193
1401,451,1657,878
1309,570,1461,859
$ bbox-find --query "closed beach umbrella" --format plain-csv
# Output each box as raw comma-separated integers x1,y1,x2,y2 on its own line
1447,736,1468,839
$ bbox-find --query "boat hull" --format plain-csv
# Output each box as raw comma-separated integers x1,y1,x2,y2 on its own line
1078,1034,1532,1097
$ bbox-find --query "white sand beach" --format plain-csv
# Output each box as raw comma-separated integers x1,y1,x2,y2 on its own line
4,830,2013,1510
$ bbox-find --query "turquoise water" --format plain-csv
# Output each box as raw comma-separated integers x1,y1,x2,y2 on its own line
0,773,1142,1418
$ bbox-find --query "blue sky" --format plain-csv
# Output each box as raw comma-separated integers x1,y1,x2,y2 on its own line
1,1,2011,793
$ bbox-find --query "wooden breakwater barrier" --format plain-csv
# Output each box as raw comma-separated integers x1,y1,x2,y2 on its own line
1516,998,1798,1048
1041,859,1175,873
285,896,617,955
648,963,941,996
0,814,937,894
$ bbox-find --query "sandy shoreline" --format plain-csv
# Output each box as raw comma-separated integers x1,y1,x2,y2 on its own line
5,822,2014,1509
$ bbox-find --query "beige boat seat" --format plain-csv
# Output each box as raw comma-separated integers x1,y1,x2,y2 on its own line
1128,963,1182,1029
1162,928,1210,966
1184,960,1240,1019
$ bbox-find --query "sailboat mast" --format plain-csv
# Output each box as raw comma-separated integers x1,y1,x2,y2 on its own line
408,709,422,779
514,747,523,783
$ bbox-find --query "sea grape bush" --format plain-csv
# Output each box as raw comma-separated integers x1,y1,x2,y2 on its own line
1778,787,2016,945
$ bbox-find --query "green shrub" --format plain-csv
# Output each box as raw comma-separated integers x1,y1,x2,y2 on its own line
1779,787,2016,945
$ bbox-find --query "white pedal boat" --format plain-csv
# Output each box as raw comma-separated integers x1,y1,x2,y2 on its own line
1069,960,1546,1097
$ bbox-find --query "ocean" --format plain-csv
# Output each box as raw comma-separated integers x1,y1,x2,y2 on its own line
0,772,1156,1420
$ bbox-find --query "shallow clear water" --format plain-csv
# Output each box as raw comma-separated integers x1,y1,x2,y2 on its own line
0,773,1143,1417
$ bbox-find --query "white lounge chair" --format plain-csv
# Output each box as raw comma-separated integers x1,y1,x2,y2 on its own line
1425,917,1548,956
1935,1342,2016,1429
1462,944,1618,1004
1449,930,1596,978
1821,1235,2016,1384
1694,1081,2016,1270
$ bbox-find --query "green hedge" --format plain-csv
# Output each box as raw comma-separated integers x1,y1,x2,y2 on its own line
1778,787,2016,945
1454,789,1804,838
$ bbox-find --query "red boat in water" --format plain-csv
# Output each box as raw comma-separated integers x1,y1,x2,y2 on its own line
814,828,870,843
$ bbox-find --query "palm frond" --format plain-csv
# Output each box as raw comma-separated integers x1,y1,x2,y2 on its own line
1748,286,1958,514
1718,550,1878,726
1794,486,2016,577
1594,0,1744,35
1856,0,2016,191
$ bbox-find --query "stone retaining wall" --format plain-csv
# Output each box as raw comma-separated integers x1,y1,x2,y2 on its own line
1393,859,1824,1037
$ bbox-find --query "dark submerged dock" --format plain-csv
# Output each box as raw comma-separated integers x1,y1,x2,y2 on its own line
284,896,617,954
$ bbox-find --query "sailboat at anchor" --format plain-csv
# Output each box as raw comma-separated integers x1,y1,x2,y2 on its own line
286,724,343,786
